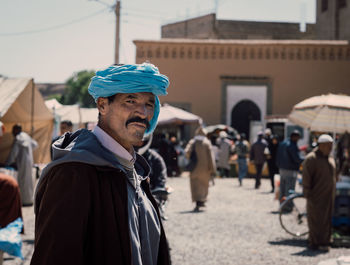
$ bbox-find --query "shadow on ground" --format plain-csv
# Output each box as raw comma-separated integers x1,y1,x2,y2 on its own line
269,238,328,257
268,238,307,248
291,248,329,257
178,210,204,214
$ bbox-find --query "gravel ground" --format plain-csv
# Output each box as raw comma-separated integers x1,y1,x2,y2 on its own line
163,174,350,265
3,175,350,265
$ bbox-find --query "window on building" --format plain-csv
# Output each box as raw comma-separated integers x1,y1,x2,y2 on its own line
337,0,347,8
321,0,328,12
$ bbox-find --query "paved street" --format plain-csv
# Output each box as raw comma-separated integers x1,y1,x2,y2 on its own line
3,175,350,265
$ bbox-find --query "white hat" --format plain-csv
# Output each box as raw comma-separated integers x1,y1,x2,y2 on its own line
219,131,228,138
317,134,333,143
265,128,272,135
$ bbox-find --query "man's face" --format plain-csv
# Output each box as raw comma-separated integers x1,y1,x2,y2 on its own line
97,92,155,152
12,127,20,137
60,124,72,135
319,142,333,156
291,135,300,143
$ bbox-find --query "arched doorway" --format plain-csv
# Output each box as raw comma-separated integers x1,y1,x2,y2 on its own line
231,100,261,139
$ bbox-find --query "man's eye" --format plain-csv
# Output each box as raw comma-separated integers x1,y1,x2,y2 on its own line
126,100,135,104
146,103,155,108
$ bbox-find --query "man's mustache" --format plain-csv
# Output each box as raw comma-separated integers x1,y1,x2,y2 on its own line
126,117,150,129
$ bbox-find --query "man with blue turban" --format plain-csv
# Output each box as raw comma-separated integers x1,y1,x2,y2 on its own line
31,63,171,265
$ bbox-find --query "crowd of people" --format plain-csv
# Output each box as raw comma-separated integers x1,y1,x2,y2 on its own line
0,62,348,264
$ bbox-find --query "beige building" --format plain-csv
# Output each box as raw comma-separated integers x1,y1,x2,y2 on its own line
134,39,350,137
316,0,350,40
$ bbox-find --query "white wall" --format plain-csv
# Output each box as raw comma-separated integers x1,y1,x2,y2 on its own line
226,85,267,125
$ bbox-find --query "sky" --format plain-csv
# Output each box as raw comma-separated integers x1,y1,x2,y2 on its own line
0,0,316,83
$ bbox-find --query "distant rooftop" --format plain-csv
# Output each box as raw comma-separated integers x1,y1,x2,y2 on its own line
36,83,66,99
134,39,349,46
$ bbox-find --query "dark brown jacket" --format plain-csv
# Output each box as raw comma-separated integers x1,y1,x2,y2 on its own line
31,162,170,265
30,129,170,265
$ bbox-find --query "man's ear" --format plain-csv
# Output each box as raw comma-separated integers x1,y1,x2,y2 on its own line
97,98,108,115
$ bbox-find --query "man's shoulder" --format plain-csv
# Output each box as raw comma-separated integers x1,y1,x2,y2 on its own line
47,161,122,178
304,151,317,161
280,140,289,145
286,141,298,150
48,162,95,175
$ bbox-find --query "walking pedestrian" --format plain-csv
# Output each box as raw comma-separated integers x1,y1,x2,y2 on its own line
30,63,171,265
185,127,216,212
168,135,181,176
158,133,172,175
234,133,250,186
137,134,167,190
266,134,279,193
302,134,336,252
250,131,268,189
51,120,73,160
6,124,38,206
216,131,232,178
276,130,304,208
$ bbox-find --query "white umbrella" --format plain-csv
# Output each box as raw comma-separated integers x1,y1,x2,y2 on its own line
288,93,350,133
157,103,202,125
204,124,238,136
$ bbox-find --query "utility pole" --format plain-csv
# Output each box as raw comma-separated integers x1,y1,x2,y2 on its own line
114,0,120,64
214,0,219,14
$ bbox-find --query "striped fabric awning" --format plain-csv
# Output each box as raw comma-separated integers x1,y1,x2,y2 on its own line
289,94,350,133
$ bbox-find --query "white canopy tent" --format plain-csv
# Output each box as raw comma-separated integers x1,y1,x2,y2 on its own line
0,78,54,163
157,103,202,126
45,99,98,135
155,103,203,143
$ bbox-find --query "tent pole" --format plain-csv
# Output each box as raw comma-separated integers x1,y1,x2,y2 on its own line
332,131,336,157
31,79,35,136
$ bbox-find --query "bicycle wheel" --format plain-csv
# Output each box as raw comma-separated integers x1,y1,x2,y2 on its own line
279,194,308,237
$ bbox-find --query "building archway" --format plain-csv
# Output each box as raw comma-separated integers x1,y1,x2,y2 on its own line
231,100,261,139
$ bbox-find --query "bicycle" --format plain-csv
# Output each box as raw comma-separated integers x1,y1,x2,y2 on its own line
279,191,308,237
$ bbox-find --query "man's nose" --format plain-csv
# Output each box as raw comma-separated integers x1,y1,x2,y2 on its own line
135,103,149,118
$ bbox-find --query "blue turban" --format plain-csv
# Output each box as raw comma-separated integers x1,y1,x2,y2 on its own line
88,63,169,134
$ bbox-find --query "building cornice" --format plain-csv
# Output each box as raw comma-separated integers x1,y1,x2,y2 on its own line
134,38,348,46
134,39,350,61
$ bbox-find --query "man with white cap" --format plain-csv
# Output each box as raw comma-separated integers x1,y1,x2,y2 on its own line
31,63,170,265
216,131,232,178
302,134,336,252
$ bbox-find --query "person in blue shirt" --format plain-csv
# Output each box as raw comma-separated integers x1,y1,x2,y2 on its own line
276,130,304,208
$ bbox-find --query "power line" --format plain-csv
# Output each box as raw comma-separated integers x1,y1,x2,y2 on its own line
0,7,109,37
